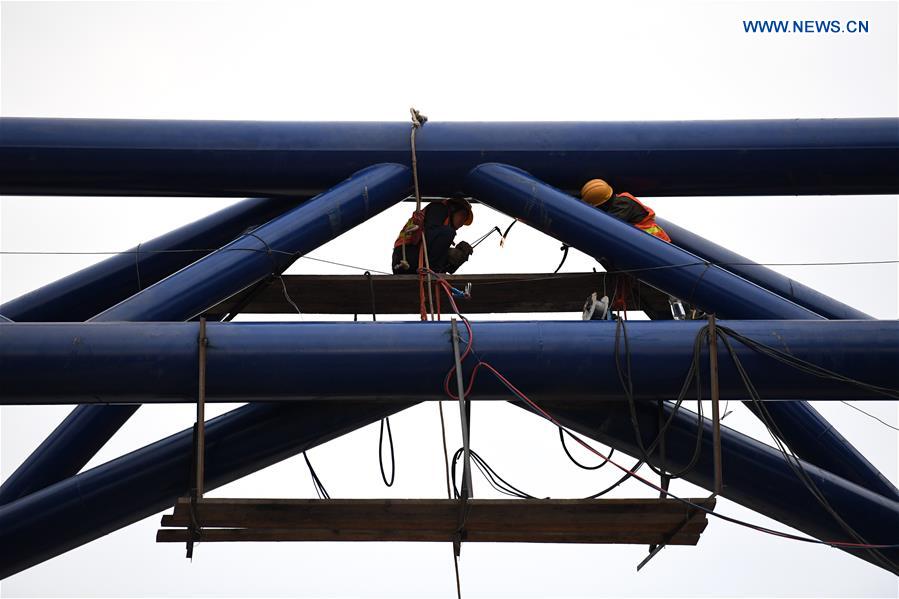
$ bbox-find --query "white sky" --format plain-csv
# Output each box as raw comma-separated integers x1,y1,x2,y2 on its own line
1,1,898,597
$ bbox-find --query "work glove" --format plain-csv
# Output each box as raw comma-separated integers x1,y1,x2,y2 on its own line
455,241,473,257
446,247,470,273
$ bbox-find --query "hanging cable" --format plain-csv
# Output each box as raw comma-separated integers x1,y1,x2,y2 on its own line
303,451,330,500
559,427,613,470
553,244,570,273
716,325,899,400
715,329,897,570
499,219,518,247
615,315,705,479
451,448,536,499
839,401,899,432
425,272,899,555
378,416,396,487
278,275,303,319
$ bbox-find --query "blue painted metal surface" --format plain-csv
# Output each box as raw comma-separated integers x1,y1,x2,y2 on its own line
464,163,823,320
0,320,896,404
0,400,415,579
464,163,898,501
539,399,899,574
659,218,873,320
0,164,412,505
1,118,897,197
654,222,895,497
90,163,410,321
0,197,299,322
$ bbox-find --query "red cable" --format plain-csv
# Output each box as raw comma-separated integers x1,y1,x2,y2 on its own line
433,281,899,552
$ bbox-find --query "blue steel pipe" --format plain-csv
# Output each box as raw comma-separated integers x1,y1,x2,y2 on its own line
658,218,873,320
536,399,899,574
0,164,412,504
1,118,897,197
90,163,410,321
465,163,823,320
0,320,897,404
464,163,898,501
653,222,890,495
0,400,415,580
0,197,299,322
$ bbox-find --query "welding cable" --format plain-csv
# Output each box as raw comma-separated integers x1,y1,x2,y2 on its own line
715,329,897,570
615,316,705,479
303,451,330,500
379,416,396,487
559,427,613,470
430,278,899,553
553,244,570,273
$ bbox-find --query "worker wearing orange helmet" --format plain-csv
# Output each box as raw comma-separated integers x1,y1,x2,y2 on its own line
580,179,690,320
392,196,475,275
580,179,671,242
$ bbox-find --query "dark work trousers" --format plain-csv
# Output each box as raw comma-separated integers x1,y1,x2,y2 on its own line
391,225,456,274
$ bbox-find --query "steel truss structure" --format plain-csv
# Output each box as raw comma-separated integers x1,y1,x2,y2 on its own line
1,117,898,582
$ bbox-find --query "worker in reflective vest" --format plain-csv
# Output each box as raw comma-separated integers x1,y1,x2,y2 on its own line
392,197,475,274
580,179,690,320
580,179,671,242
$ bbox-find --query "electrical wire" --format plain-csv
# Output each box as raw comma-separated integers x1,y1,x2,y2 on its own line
716,326,899,400
615,315,705,479
714,329,897,570
278,275,303,318
302,451,330,500
451,448,537,500
4,248,896,269
0,246,394,275
427,275,899,556
558,427,613,470
839,401,899,432
379,416,396,487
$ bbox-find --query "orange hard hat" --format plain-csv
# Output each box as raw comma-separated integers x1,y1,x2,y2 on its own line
581,179,614,207
447,197,474,226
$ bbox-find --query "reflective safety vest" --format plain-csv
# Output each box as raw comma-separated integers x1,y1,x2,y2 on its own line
393,201,451,248
615,192,671,243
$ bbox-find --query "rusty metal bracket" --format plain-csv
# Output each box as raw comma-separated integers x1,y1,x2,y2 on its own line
186,317,208,559
450,319,472,558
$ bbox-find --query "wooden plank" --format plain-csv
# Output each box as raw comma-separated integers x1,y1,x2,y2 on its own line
158,497,713,546
203,273,672,316
164,498,710,531
156,528,703,545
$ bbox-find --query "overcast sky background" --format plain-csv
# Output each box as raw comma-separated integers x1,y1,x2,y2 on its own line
1,1,898,597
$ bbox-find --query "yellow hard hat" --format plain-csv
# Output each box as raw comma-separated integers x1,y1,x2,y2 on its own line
581,179,614,207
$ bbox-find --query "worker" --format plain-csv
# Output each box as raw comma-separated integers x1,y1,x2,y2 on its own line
580,179,671,242
580,179,690,319
392,197,475,275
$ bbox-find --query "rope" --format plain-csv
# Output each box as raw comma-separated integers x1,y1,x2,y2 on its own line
409,107,436,321
408,110,457,595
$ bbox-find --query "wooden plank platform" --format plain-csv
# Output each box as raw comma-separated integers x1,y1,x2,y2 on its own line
157,497,714,545
204,272,671,316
